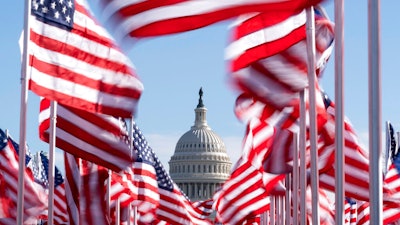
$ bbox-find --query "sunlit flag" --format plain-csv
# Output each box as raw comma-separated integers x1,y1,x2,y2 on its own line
26,0,143,118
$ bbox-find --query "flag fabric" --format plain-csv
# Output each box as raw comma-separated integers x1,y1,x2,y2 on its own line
233,88,329,176
385,121,397,174
99,0,324,40
0,129,47,223
64,152,80,225
27,0,143,118
355,200,400,225
39,98,134,172
213,136,281,224
79,160,110,225
318,93,400,205
130,122,212,225
30,151,69,224
64,152,110,225
226,6,334,109
344,198,357,225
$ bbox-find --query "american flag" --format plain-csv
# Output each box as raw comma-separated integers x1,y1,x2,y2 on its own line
213,153,281,224
130,122,212,225
233,87,328,175
0,129,47,223
79,160,110,225
39,98,134,172
64,152,110,225
344,198,357,225
30,151,69,224
226,6,334,109
27,0,143,118
385,121,397,173
318,94,400,205
64,152,79,225
99,0,324,40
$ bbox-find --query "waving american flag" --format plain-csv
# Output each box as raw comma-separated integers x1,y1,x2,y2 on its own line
30,151,69,224
27,0,143,118
0,129,47,224
130,122,212,225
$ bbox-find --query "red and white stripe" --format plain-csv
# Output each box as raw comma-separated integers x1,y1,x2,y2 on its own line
39,98,134,172
28,0,143,118
343,199,357,225
0,135,47,223
100,0,324,39
226,6,334,109
152,184,213,225
64,152,80,225
318,101,395,203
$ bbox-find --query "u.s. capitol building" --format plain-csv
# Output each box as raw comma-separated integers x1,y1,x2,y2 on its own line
169,88,232,202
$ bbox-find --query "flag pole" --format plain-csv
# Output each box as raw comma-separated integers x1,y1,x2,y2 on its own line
334,0,345,224
368,0,382,223
292,132,299,225
285,174,291,225
305,6,320,225
17,0,32,223
47,101,58,225
299,90,307,225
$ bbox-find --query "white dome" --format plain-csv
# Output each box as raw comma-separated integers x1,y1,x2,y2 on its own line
169,88,232,191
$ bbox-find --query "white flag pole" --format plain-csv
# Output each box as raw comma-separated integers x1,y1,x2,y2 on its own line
368,0,383,223
47,101,58,225
285,175,291,225
17,0,32,223
334,0,345,224
270,196,275,225
292,133,299,225
299,90,307,225
305,6,320,225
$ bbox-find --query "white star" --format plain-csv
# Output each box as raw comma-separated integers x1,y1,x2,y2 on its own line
54,11,60,19
51,1,56,9
42,6,48,14
59,0,64,4
65,15,71,23
32,1,39,10
62,6,67,14
67,0,73,8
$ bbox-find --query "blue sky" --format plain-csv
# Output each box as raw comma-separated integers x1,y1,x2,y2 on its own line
1,1,400,171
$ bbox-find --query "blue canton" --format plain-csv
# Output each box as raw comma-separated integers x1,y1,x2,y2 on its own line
0,129,7,150
31,0,75,29
0,129,31,165
393,153,400,173
40,151,64,187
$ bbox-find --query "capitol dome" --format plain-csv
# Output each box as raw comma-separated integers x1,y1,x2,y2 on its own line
169,88,232,202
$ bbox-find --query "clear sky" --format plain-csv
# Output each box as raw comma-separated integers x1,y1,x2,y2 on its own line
1,1,400,173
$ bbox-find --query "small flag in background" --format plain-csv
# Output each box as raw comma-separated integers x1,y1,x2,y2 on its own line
27,0,143,118
30,151,69,224
0,129,47,224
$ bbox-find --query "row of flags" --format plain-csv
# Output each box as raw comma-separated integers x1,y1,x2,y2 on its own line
11,0,400,224
4,119,400,224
